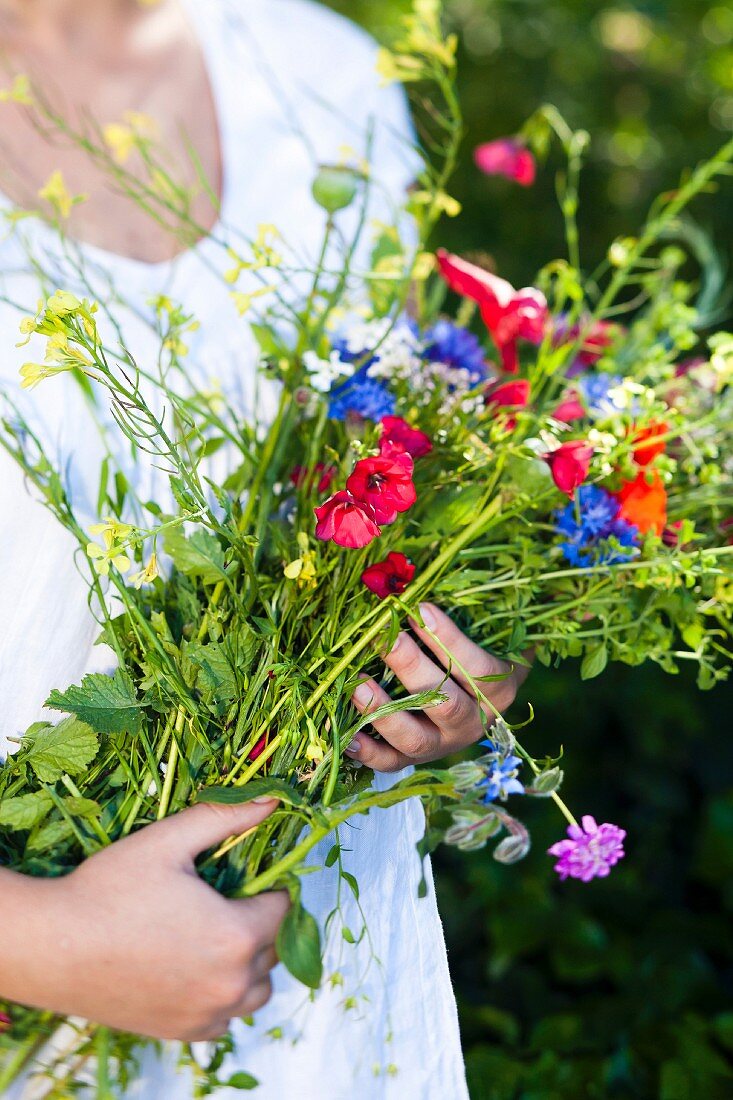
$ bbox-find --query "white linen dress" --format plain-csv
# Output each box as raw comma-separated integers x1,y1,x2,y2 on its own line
0,2,469,1097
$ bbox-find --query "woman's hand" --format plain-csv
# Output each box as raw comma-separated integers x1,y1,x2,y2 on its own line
348,603,529,772
0,800,289,1042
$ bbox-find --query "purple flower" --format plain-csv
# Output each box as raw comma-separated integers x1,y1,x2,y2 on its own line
548,815,626,882
423,319,490,382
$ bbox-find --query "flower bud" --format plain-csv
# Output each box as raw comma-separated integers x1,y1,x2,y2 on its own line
312,165,361,214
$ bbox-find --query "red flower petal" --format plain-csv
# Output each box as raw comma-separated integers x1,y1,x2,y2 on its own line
361,551,416,599
314,491,381,548
485,379,531,409
379,416,433,459
542,440,593,498
346,454,416,526
474,138,536,186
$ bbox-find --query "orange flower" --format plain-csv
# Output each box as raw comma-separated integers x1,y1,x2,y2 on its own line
632,420,668,466
614,470,667,535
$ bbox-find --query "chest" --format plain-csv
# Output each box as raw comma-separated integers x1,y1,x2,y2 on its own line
0,17,222,263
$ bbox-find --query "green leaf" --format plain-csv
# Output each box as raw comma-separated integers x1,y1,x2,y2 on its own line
164,527,227,584
46,669,142,735
580,644,608,681
0,791,53,831
224,1072,259,1091
26,817,75,853
23,718,99,783
198,778,305,808
276,902,323,990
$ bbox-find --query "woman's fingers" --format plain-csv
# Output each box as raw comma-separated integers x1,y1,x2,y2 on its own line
349,677,440,764
411,603,527,713
383,632,485,738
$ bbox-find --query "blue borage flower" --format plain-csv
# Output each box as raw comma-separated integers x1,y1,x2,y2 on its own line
423,319,490,381
577,373,624,417
328,366,395,421
555,484,639,567
478,738,525,802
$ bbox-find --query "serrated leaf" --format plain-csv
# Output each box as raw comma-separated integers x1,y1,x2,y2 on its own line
26,817,75,853
580,644,608,681
199,778,305,808
0,791,53,831
46,669,142,735
23,718,99,783
276,902,323,990
164,527,227,584
62,797,102,819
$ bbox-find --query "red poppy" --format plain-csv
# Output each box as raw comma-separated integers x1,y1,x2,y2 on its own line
474,138,536,186
0,1011,10,1032
485,378,531,409
721,518,733,546
631,421,668,467
436,249,547,374
380,415,432,459
614,470,667,535
346,453,416,525
361,551,416,599
553,392,586,423
290,463,337,495
314,491,381,548
542,440,593,498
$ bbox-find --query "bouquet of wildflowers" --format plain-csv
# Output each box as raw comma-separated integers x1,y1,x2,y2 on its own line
1,2,732,1094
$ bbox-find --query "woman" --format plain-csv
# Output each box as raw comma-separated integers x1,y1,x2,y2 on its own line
0,2,526,1096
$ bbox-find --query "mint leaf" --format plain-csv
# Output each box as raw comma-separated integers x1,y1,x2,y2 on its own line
0,791,53,831
24,717,99,783
580,644,608,681
199,778,304,808
46,669,142,735
164,528,227,584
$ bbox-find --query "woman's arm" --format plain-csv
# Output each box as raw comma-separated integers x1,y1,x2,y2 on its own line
0,800,288,1041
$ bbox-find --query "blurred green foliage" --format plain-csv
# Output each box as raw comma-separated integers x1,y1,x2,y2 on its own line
322,2,733,1096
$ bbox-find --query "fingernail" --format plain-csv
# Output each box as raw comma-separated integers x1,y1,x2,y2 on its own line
253,796,279,805
418,603,437,631
345,736,363,757
388,632,404,654
352,683,373,708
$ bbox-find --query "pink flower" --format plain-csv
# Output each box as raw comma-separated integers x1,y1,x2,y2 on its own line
548,815,626,882
552,392,586,423
0,1011,10,1033
474,138,536,186
554,318,618,375
314,492,381,549
436,249,547,374
379,416,432,460
361,551,416,599
542,440,593,498
346,452,416,525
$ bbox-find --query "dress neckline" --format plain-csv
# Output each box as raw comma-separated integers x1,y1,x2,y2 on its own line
0,0,231,279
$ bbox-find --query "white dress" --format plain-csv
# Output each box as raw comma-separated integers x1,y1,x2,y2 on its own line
0,2,469,1097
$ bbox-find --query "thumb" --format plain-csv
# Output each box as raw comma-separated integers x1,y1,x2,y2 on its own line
148,798,279,865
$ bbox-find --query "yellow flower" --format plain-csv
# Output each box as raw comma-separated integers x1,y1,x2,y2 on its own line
47,289,82,316
103,123,137,165
87,543,131,577
38,171,86,220
0,74,34,106
230,285,275,317
284,532,318,589
130,554,160,589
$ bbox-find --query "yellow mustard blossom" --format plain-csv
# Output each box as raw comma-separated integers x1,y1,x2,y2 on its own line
130,554,159,589
0,74,34,106
225,226,283,283
87,518,135,577
283,532,317,589
102,123,137,166
408,189,462,218
230,284,275,318
38,171,86,220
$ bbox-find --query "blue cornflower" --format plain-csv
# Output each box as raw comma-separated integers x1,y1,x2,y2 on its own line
330,335,379,371
556,484,639,567
328,366,395,421
577,373,623,417
423,320,490,381
477,739,525,803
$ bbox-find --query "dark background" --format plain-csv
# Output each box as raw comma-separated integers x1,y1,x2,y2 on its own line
323,3,733,1096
